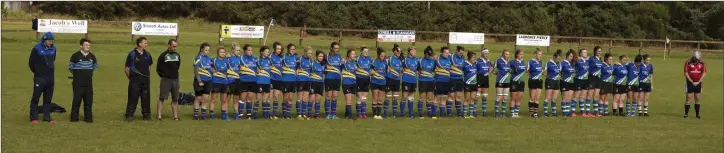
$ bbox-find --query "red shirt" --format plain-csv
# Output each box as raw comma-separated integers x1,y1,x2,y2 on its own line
684,59,706,82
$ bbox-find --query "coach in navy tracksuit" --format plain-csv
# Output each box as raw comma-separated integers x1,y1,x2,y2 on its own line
124,37,153,121
28,32,56,124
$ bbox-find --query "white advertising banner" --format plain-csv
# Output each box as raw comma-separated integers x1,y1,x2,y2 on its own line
220,25,265,38
377,30,416,42
449,32,485,44
36,19,88,33
515,34,551,47
131,22,178,36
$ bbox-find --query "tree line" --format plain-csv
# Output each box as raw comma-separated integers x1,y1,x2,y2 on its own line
34,1,724,41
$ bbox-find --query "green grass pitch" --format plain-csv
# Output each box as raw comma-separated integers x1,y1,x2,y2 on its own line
1,20,722,153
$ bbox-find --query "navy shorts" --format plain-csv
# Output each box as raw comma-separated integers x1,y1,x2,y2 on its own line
419,81,434,93
614,85,628,94
193,79,212,96
528,79,543,89
386,79,401,92
343,84,357,94
226,80,241,94
495,81,510,88
325,79,341,91
211,83,228,93
297,81,310,92
600,82,614,94
238,81,257,93
356,78,370,92
282,81,296,93
271,80,283,91
450,79,465,92
371,83,387,92
561,82,575,92
402,82,417,93
310,82,324,95
257,84,271,93
638,83,652,92
686,81,702,94
574,79,590,91
477,75,490,88
510,81,525,92
545,79,560,90
435,82,451,95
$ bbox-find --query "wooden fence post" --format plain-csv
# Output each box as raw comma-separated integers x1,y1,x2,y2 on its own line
639,41,643,54
338,31,343,47
608,39,613,54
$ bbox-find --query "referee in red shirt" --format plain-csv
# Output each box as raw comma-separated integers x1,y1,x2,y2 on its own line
684,51,707,119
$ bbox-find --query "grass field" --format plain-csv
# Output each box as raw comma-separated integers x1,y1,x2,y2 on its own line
1,20,723,153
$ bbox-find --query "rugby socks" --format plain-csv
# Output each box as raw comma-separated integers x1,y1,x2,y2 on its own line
501,101,507,117
440,103,446,117
383,100,389,118
603,104,609,116
695,104,700,117
301,101,308,117
285,103,292,118
570,100,577,115
307,101,313,117
494,101,500,117
236,101,243,119
643,105,648,115
593,100,599,116
585,98,591,115
399,100,406,117
296,100,301,116
431,103,438,117
373,103,379,116
684,104,690,116
482,100,488,117
331,100,337,118
463,104,470,116
193,108,199,120
262,102,270,119
632,103,638,116
253,102,260,119
245,101,252,117
446,101,453,117
221,110,228,120
361,100,367,117
418,101,424,118
561,101,568,116
209,110,215,120
345,104,352,118
324,99,331,117
356,103,362,117
625,101,631,116
314,101,321,118
272,101,279,118
392,100,398,117
469,104,475,116
473,99,478,116
618,105,624,116
509,105,514,116
638,104,643,116
408,100,414,117
455,101,462,117
543,101,549,116
425,101,432,117
528,102,534,115
200,109,207,120
514,105,520,116
551,102,557,116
